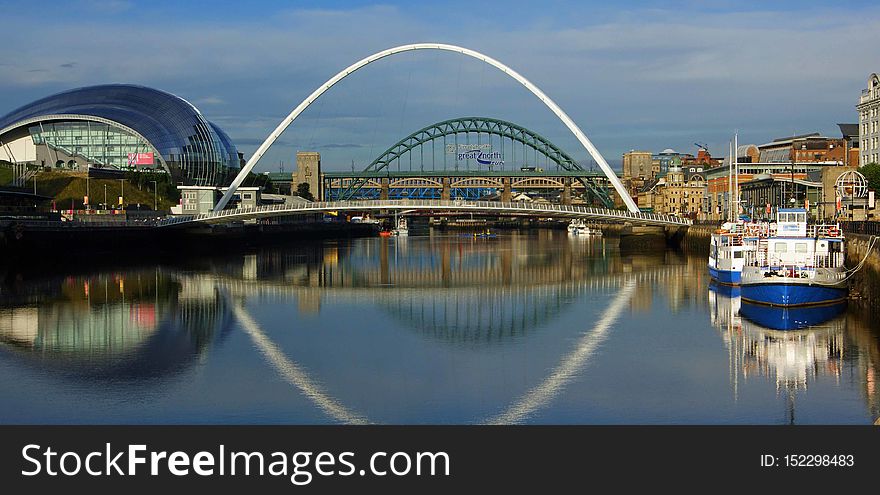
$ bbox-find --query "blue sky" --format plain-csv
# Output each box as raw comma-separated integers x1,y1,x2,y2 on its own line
1,0,878,171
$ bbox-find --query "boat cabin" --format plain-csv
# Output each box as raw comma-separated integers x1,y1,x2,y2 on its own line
775,208,807,237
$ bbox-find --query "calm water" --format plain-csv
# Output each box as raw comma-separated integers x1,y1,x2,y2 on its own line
1,231,879,424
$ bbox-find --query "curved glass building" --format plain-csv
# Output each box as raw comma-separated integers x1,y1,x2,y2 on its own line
0,84,239,186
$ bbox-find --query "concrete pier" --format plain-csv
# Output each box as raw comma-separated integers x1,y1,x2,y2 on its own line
619,223,667,251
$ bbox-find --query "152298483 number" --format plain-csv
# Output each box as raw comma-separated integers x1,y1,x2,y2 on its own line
784,454,854,467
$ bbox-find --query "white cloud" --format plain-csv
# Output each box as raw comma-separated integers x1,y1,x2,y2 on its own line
1,4,878,168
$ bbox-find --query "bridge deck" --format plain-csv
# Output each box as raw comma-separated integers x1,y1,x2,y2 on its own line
158,200,691,227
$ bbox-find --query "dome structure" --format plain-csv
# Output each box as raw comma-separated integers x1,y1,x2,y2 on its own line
0,84,239,186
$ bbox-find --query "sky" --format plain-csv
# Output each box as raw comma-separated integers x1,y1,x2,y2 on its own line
1,0,879,172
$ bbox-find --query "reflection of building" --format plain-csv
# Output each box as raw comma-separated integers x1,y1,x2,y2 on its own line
0,270,230,382
0,84,240,186
857,73,880,165
845,309,880,422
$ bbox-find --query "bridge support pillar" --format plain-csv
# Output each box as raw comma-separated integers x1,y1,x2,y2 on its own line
380,177,390,200
501,177,512,202
441,177,451,201
562,177,572,205
619,223,667,251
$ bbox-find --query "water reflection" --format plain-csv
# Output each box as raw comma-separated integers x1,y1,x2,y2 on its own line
207,234,629,345
0,270,232,383
0,232,878,424
708,283,860,422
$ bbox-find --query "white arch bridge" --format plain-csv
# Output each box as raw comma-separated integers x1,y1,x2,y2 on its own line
157,199,692,227
215,42,641,213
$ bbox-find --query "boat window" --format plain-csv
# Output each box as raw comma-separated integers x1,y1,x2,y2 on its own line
774,242,788,252
795,243,808,253
734,251,744,258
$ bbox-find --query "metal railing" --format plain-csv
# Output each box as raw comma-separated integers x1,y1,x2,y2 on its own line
157,200,693,228
840,221,880,236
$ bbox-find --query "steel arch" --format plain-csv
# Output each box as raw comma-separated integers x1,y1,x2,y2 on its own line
339,116,612,206
214,43,639,212
370,117,578,170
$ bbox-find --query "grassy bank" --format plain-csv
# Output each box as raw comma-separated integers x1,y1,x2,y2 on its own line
0,166,12,186
31,171,178,209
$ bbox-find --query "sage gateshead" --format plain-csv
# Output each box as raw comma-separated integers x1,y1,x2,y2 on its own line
0,84,240,186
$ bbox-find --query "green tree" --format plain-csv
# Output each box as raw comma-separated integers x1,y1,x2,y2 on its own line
861,162,880,192
296,182,314,201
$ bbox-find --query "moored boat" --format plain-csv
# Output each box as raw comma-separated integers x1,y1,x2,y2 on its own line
707,220,765,285
740,208,847,307
567,219,601,236
392,217,409,236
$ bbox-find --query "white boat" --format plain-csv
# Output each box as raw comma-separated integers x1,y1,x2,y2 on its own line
708,221,762,285
567,219,601,236
740,208,847,307
392,217,409,236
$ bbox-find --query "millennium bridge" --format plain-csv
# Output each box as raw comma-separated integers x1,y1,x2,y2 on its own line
158,199,691,227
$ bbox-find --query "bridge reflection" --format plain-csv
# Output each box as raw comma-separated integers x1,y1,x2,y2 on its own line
204,234,704,344
3,237,877,424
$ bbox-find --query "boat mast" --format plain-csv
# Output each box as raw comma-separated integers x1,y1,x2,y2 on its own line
734,131,739,219
728,140,733,222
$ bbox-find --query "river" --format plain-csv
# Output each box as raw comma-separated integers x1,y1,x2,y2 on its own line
1,230,878,424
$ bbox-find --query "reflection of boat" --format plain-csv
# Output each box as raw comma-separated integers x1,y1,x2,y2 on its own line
741,208,847,306
567,219,601,236
739,301,847,331
708,281,741,335
708,278,847,413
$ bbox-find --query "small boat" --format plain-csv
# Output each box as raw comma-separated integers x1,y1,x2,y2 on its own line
740,208,847,307
461,229,497,239
392,217,408,236
379,230,393,237
708,220,762,285
567,219,601,236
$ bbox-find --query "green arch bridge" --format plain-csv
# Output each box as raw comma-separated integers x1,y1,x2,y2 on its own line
326,117,615,208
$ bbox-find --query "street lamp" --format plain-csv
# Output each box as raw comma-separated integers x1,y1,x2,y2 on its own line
119,179,126,208
104,184,107,210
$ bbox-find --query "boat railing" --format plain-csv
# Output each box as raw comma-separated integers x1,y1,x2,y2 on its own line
746,251,844,269
725,222,843,240
807,224,843,238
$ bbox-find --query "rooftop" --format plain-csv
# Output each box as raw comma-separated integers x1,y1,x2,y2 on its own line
838,123,859,138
